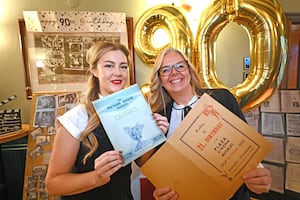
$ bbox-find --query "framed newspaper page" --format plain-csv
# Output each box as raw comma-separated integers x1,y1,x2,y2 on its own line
19,11,135,99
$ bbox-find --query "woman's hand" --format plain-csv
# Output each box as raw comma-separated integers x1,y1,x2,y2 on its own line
94,150,123,186
243,167,272,194
153,113,169,134
153,187,178,200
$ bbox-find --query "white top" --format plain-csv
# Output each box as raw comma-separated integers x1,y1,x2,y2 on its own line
167,96,199,138
56,104,88,140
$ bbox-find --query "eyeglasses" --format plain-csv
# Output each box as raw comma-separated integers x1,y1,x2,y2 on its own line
158,60,188,76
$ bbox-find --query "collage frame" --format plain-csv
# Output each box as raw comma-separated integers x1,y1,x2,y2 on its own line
18,17,135,99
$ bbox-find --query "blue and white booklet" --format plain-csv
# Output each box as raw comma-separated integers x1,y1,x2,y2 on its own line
92,84,166,166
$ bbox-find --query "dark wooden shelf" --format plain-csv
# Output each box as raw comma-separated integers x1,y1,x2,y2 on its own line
0,124,30,144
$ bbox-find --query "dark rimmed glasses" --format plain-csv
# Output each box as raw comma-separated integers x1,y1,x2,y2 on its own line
158,60,188,76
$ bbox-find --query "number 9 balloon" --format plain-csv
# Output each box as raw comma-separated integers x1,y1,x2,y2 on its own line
134,0,288,111
134,4,194,66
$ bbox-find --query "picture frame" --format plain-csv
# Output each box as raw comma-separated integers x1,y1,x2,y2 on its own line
18,17,135,99
243,71,248,81
23,90,81,200
243,57,250,70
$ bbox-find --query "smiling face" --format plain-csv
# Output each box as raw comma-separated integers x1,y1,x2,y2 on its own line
91,50,129,96
159,51,193,103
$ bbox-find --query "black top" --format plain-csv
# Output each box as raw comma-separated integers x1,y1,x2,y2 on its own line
61,124,133,200
161,88,250,200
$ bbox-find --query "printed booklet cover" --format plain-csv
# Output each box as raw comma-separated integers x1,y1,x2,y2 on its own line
92,84,166,166
141,93,273,199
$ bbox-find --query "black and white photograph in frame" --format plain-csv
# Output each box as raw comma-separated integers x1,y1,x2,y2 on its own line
33,95,56,127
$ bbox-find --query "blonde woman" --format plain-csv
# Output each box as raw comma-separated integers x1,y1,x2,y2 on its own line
45,42,168,199
148,48,272,200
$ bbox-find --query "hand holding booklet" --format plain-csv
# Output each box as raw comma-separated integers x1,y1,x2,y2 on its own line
141,93,273,199
92,84,166,166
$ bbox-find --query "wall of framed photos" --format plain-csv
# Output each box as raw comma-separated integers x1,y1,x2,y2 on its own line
244,89,300,200
22,91,80,200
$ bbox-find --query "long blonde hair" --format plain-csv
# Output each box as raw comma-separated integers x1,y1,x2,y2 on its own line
81,42,131,164
149,47,201,114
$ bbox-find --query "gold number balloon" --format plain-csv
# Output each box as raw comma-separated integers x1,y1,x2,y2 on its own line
134,0,288,111
195,0,288,111
134,4,194,66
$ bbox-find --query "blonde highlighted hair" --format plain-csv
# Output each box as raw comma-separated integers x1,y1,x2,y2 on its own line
149,47,202,114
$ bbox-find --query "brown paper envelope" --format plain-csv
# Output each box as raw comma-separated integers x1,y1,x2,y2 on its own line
141,93,273,199
142,142,232,199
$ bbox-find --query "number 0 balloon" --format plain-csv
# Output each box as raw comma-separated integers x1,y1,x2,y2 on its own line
134,0,288,111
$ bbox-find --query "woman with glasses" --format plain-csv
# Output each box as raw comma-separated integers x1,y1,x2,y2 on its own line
45,42,169,200
147,47,272,200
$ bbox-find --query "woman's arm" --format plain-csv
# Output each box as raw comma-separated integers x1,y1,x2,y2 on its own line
45,123,98,195
152,167,272,200
45,123,123,196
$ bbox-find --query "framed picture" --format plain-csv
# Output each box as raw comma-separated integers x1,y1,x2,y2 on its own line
18,16,135,99
244,57,250,70
243,71,248,81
